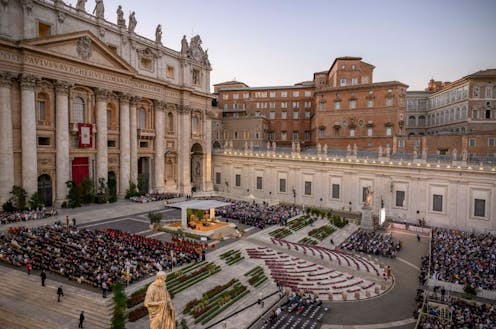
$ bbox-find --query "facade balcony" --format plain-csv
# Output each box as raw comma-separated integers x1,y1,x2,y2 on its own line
137,128,155,139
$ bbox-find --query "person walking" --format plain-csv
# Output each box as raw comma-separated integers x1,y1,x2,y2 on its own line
78,311,85,328
57,286,64,302
416,232,421,242
330,239,334,246
40,269,47,286
101,281,107,298
26,262,32,275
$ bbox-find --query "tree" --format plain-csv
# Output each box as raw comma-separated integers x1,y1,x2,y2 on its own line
9,186,28,211
29,192,45,209
65,181,82,208
95,178,109,204
148,211,162,225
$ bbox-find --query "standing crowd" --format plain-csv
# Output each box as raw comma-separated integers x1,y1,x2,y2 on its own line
0,208,57,225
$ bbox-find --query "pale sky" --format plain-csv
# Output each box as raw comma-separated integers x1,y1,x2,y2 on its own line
72,0,495,91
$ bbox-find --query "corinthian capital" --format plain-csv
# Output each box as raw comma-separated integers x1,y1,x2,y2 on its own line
119,94,131,104
153,100,166,111
18,74,37,90
0,72,13,87
94,88,110,102
177,105,191,114
55,81,71,95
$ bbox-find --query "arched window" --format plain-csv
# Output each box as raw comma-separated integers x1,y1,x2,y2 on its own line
408,116,416,127
168,112,174,132
72,97,85,123
418,116,426,127
138,107,146,129
192,116,198,133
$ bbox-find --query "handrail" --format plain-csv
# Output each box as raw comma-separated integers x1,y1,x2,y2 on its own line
204,290,281,329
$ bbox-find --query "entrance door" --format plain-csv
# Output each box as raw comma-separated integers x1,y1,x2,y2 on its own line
37,174,52,207
108,171,117,201
72,157,89,185
138,157,150,193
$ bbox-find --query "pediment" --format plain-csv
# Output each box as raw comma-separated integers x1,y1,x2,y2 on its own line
23,31,136,74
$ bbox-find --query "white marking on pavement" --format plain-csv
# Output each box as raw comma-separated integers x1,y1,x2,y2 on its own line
135,229,152,235
321,317,416,329
147,232,166,238
128,218,149,224
81,218,128,228
396,257,420,270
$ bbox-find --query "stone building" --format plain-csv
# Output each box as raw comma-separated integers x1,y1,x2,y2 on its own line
213,150,496,232
213,81,315,149
0,0,213,206
406,70,496,158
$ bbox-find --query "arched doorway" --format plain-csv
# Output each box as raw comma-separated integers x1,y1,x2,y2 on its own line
212,140,222,150
108,171,117,202
37,174,52,207
191,143,203,192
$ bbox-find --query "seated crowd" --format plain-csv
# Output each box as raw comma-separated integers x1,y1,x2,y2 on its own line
129,192,182,203
431,228,496,290
0,207,57,225
216,201,299,228
339,229,401,258
264,292,322,326
0,225,202,288
418,298,496,329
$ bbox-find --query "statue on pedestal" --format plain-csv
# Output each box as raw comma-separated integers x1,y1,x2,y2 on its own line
128,11,137,33
451,148,458,161
155,24,162,44
116,5,125,27
296,142,300,153
365,187,373,207
181,35,189,56
352,144,358,156
378,145,383,157
317,143,321,154
272,141,276,151
346,144,351,156
461,148,468,161
76,0,86,12
93,0,104,19
422,145,428,160
323,144,327,154
385,144,391,157
145,271,175,329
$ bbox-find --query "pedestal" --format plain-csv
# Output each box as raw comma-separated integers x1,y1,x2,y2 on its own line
361,206,374,229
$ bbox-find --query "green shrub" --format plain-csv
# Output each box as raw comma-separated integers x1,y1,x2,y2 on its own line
8,186,28,211
65,181,81,208
1,200,15,212
125,181,141,199
148,211,163,225
112,283,126,329
28,192,45,209
95,178,109,204
78,177,94,204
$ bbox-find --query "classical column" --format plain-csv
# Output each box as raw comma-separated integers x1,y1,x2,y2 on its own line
129,97,138,184
95,88,109,183
0,0,10,37
55,81,71,205
177,105,192,194
0,72,14,204
119,94,131,197
203,113,214,192
20,74,38,195
153,100,165,192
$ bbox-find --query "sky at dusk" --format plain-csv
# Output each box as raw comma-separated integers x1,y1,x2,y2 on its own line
70,0,495,91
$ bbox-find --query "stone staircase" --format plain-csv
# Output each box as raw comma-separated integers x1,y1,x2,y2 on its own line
0,265,113,329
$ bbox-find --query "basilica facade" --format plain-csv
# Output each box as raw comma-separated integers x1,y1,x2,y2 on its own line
0,0,214,206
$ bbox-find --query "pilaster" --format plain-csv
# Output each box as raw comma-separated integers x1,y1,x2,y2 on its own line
0,72,14,204
95,88,109,183
19,74,38,195
119,94,131,197
177,104,192,194
55,81,70,205
129,97,139,184
153,100,165,192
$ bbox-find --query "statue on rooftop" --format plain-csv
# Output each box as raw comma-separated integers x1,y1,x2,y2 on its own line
128,11,137,33
385,144,391,157
323,144,327,154
181,35,189,56
76,0,86,12
116,5,125,27
352,144,358,156
93,0,104,19
378,145,383,157
155,24,162,44
317,143,321,154
346,144,351,156
451,148,458,161
461,148,468,161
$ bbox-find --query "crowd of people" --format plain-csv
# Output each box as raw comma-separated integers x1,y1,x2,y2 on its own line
129,192,182,203
216,201,299,228
417,298,496,329
431,228,496,290
339,229,401,258
265,292,322,326
0,224,202,288
0,208,57,225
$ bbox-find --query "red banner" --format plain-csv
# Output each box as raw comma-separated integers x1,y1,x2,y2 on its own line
78,123,92,148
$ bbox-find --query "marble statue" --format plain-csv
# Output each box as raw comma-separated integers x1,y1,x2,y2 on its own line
353,144,358,156
244,141,248,151
291,141,295,152
93,0,104,18
317,143,321,154
413,145,418,159
296,142,300,153
128,11,137,33
180,35,189,56
378,145,383,157
422,145,428,160
267,141,270,151
249,141,253,150
323,144,327,154
385,144,391,157
346,144,351,156
116,5,125,27
144,271,175,329
452,148,458,161
272,141,276,151
365,187,373,207
461,148,468,161
155,24,162,44
229,140,233,149
76,0,86,11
